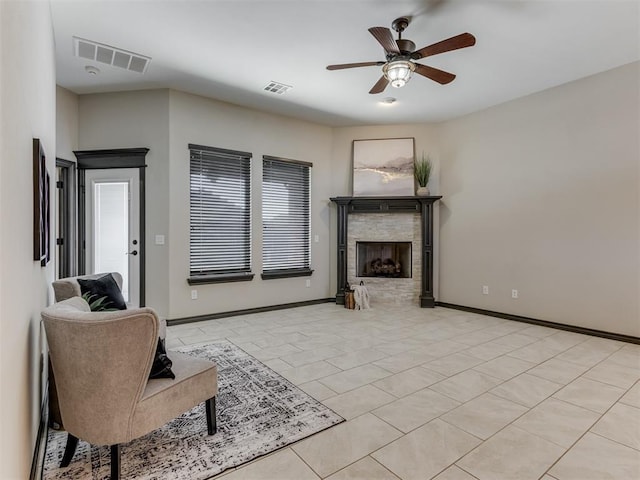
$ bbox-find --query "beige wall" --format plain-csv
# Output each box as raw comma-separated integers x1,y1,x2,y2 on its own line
56,86,79,161
0,1,56,478
437,62,640,336
78,89,171,316
77,89,334,319
168,90,333,318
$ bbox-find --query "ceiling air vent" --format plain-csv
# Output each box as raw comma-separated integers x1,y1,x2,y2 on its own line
73,36,151,74
263,81,292,95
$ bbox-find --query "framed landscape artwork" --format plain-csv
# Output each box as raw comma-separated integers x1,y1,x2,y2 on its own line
352,138,415,196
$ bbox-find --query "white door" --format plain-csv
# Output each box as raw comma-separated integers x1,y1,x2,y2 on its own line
85,168,140,307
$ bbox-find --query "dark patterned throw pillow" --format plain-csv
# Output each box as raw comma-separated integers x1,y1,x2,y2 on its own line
149,338,176,379
78,274,127,311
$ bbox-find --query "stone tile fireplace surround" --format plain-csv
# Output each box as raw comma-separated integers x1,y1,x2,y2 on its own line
331,196,441,307
350,214,420,303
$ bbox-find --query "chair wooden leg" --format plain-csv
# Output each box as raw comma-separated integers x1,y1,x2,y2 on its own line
60,433,78,467
205,396,217,435
110,444,121,480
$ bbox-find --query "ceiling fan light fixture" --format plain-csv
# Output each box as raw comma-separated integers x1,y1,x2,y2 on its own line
383,60,415,88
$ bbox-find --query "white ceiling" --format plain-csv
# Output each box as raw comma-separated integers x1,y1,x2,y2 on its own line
51,0,640,127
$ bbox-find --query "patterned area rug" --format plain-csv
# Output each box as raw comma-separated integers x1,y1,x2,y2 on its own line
43,341,344,479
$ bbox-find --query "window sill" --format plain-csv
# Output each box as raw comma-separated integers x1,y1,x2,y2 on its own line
261,268,314,280
188,272,254,285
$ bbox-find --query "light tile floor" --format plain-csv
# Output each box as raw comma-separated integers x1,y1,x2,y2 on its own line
166,303,640,480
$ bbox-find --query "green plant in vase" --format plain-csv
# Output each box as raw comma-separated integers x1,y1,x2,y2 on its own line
414,153,432,196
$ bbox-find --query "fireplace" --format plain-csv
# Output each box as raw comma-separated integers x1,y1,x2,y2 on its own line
330,196,441,307
356,241,412,278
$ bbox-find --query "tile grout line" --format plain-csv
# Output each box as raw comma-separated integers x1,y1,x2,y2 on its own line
451,463,482,480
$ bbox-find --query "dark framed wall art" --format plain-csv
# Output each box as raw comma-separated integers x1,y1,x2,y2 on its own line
33,138,50,266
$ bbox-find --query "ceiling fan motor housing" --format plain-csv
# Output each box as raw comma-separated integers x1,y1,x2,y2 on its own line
396,39,416,55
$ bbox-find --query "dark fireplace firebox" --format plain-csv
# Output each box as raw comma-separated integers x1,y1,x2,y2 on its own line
357,241,411,278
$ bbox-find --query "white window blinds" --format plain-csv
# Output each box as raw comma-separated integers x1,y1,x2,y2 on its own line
189,144,252,279
262,156,311,277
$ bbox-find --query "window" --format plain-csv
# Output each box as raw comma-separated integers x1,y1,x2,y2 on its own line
262,156,312,279
188,144,253,284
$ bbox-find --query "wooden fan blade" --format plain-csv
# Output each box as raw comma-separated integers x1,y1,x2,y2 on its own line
411,32,476,60
368,27,400,54
326,61,385,71
369,76,389,94
414,63,456,84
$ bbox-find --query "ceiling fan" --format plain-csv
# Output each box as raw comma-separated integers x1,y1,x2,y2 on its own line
326,17,476,94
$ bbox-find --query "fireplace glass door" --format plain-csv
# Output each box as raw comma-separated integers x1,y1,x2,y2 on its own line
356,241,412,278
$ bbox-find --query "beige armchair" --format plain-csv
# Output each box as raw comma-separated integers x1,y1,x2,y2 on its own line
49,272,168,429
42,297,218,480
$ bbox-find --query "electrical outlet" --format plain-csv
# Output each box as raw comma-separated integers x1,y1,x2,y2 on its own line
305,279,311,288
191,289,198,300
482,285,489,295
512,289,518,299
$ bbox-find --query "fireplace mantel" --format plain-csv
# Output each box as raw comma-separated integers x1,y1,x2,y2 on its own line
330,196,442,307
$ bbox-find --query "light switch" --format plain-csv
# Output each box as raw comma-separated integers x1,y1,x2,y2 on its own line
155,234,165,245
314,234,319,243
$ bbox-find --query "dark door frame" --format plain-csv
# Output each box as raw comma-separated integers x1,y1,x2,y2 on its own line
55,158,76,279
74,148,149,307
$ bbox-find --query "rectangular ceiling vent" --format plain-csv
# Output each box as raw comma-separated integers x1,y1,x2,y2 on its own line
264,81,292,95
73,36,151,74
